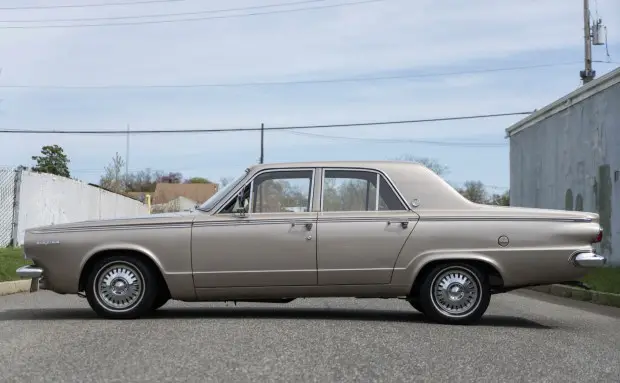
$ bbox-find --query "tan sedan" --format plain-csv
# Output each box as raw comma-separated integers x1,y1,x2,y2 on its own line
17,161,606,324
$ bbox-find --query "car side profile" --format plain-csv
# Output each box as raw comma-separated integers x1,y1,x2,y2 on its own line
17,160,606,324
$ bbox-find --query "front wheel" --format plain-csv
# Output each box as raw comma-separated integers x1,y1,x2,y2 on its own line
152,290,170,310
417,263,490,325
85,255,158,319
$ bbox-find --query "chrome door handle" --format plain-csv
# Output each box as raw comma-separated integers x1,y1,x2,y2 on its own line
387,221,408,229
291,222,313,230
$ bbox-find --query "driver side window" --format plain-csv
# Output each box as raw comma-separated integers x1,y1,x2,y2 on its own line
218,169,314,214
252,170,313,213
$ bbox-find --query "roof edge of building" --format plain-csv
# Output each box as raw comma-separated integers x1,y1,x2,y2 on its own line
505,67,620,138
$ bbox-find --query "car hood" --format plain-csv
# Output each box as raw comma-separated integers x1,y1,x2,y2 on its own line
26,210,199,233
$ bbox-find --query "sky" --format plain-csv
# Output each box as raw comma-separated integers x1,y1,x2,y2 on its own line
0,0,619,194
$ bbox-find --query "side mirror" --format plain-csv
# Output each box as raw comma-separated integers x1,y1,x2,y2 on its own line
233,192,248,216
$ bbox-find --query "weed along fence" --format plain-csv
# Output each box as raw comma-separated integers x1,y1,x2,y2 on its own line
0,168,149,247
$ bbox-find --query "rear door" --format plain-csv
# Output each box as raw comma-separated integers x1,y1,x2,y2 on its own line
316,168,419,285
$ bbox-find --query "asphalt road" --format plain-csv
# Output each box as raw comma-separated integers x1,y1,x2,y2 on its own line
1,290,619,382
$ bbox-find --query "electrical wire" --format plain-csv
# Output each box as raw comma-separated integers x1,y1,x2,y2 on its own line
0,0,384,29
0,61,603,89
0,0,329,23
0,0,187,11
285,131,507,147
0,111,534,135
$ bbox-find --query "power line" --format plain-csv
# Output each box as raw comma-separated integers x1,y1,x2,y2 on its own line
0,0,328,23
0,0,186,11
0,111,533,135
0,0,384,29
286,131,507,147
2,62,611,89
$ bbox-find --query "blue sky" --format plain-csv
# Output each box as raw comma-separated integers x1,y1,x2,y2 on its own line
0,0,619,194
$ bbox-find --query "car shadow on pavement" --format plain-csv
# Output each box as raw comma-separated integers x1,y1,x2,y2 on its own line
0,307,551,329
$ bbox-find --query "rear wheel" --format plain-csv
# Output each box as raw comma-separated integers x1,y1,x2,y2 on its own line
417,262,490,325
85,255,158,319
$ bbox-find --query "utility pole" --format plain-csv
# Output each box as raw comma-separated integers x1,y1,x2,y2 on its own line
125,123,130,182
580,0,608,84
580,0,595,84
259,123,264,164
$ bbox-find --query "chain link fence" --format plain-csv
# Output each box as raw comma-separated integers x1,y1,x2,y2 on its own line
0,168,17,247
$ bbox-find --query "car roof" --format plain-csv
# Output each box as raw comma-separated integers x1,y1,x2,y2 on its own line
248,160,425,172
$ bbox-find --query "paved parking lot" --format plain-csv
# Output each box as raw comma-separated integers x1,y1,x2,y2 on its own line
1,290,619,382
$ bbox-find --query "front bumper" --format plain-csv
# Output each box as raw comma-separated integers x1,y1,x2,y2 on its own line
571,251,607,268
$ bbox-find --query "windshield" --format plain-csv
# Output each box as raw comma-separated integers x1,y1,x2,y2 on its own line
197,169,248,212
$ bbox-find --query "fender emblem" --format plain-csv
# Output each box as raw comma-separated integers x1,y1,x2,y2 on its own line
36,240,60,246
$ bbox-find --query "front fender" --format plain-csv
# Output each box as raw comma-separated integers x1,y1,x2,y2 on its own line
79,242,165,276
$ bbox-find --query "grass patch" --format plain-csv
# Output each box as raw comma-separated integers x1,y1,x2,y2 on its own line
581,267,620,295
0,247,30,283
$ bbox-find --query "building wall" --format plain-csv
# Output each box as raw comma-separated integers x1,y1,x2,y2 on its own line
14,171,149,245
509,81,620,265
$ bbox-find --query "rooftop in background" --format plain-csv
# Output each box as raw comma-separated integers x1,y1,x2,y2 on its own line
151,182,218,205
126,183,218,205
505,66,620,138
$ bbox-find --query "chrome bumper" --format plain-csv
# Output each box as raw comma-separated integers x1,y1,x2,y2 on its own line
16,265,43,279
572,251,607,268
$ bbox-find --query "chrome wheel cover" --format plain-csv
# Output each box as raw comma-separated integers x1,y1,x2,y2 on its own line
430,267,481,318
94,262,145,312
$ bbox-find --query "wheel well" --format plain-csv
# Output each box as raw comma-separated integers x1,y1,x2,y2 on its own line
78,249,170,296
409,259,505,297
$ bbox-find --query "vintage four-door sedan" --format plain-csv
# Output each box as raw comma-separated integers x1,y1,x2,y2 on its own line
17,161,606,324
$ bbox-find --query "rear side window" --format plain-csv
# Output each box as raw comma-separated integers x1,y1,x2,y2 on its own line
322,169,406,212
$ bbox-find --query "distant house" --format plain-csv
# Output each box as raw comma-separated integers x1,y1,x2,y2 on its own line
151,182,218,205
125,182,218,211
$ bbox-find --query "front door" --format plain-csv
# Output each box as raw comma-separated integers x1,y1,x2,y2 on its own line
191,168,318,288
317,168,419,285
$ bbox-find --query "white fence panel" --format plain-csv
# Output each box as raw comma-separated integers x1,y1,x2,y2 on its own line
0,168,15,247
15,171,149,245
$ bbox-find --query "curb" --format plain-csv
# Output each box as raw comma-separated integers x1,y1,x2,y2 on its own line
527,285,620,308
0,279,33,296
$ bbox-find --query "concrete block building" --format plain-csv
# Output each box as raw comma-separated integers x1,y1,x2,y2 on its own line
506,67,620,266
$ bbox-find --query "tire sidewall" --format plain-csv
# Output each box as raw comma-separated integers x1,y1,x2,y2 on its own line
86,255,158,319
419,262,491,325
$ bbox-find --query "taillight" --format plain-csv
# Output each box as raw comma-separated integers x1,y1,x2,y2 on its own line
593,228,603,243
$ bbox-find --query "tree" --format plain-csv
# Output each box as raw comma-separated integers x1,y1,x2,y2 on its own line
185,177,211,184
125,168,164,192
31,144,70,178
488,190,510,206
99,152,126,193
393,154,449,177
458,180,488,203
157,172,183,184
220,177,234,187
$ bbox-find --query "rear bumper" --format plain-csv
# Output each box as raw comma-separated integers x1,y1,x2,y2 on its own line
571,251,607,268
16,265,43,279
